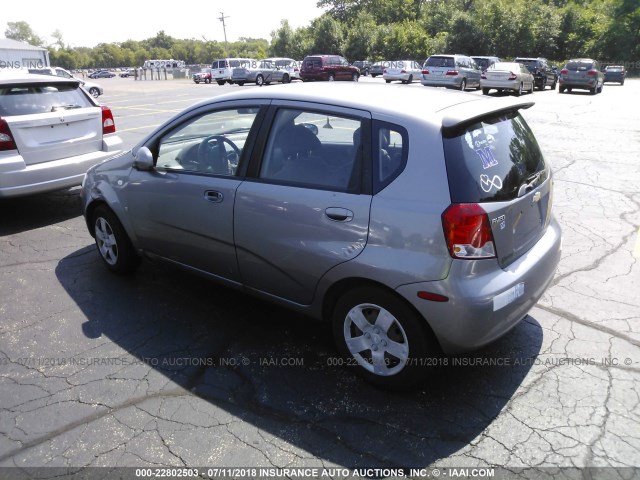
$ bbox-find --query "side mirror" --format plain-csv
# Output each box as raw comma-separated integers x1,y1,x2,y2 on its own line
133,146,154,171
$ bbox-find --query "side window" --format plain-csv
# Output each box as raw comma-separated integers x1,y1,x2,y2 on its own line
374,121,408,192
259,109,362,192
156,107,260,176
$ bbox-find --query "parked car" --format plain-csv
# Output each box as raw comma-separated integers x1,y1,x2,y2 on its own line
80,82,561,389
232,59,295,86
211,58,256,86
481,62,535,96
0,71,122,198
119,69,134,78
27,66,104,98
382,60,423,84
89,70,116,79
513,57,557,90
603,65,625,85
353,60,372,76
267,58,301,81
472,56,502,73
370,62,385,77
300,55,360,82
193,69,212,84
558,58,604,94
420,54,481,91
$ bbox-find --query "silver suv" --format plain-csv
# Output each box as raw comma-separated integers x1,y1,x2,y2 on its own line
421,54,481,90
81,83,561,389
28,66,104,98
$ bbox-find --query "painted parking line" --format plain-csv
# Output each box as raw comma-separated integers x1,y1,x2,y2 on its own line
634,226,640,258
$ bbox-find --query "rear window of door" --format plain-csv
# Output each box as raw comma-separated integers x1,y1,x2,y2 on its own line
443,112,548,202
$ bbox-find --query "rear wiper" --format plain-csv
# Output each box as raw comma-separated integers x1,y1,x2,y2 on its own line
51,104,82,111
517,172,542,198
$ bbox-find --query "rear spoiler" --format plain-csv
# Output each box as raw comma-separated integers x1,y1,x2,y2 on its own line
441,98,534,138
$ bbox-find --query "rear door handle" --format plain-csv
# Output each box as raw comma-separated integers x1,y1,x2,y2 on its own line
325,207,353,222
204,190,223,203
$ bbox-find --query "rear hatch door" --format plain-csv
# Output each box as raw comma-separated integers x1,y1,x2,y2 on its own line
443,108,552,267
1,79,102,165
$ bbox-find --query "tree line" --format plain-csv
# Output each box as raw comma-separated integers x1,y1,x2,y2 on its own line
5,0,639,72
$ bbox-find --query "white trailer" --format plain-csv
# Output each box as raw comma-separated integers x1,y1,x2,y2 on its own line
0,38,50,71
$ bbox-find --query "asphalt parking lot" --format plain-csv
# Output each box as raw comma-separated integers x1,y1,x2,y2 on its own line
1,75,639,479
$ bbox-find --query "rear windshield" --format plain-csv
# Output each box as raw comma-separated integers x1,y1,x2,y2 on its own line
566,61,593,71
443,112,548,202
0,82,92,116
426,56,455,68
303,57,322,68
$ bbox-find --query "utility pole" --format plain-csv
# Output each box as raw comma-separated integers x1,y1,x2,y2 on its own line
218,12,229,52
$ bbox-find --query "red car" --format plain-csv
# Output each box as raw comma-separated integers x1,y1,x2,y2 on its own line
300,55,360,82
193,69,212,84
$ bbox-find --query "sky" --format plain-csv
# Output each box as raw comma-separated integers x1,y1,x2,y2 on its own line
5,0,326,48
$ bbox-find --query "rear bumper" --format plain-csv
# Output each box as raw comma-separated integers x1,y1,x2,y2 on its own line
559,78,598,89
481,79,521,91
421,75,461,88
0,136,122,198
397,217,562,353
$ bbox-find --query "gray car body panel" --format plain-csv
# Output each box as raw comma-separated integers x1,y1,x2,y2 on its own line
82,83,560,353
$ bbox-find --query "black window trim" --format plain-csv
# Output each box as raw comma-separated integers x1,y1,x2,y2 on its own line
372,120,409,194
246,103,373,195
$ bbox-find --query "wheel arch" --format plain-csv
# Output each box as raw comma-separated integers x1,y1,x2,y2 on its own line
320,277,440,347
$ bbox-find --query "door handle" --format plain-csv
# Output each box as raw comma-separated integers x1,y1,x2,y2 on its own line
204,190,223,203
325,207,353,222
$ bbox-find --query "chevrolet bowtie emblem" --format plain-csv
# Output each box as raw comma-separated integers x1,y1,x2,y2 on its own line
533,191,541,203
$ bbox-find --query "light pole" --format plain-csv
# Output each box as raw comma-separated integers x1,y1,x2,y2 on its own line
218,12,229,53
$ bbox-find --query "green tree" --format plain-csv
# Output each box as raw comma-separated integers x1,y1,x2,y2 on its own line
5,21,44,46
310,15,344,54
270,20,295,57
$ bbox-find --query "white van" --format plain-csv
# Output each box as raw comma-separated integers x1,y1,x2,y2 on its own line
211,58,256,85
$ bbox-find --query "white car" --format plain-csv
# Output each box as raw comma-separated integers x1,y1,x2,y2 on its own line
28,66,104,98
481,62,535,96
382,60,423,84
0,71,122,198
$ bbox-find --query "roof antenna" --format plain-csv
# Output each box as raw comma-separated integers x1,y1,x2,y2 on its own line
323,116,333,129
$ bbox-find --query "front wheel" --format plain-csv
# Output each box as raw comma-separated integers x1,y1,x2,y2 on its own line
282,74,290,84
328,73,335,82
88,87,100,98
92,205,140,274
332,286,439,390
482,87,490,95
216,80,225,86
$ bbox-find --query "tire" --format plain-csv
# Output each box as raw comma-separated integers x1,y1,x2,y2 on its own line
529,82,534,94
351,72,359,82
620,79,624,86
237,82,245,86
459,79,466,91
597,83,603,94
515,83,523,96
590,86,596,95
256,75,264,86
567,88,572,93
550,78,557,90
205,78,211,84
282,74,290,84
328,73,335,82
385,79,392,84
217,80,225,86
92,205,140,274
482,87,490,95
407,74,413,84
194,80,200,84
332,286,439,390
559,86,565,93
88,87,100,98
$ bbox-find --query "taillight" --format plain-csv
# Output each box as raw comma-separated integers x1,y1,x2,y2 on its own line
422,69,430,75
0,118,17,151
586,70,598,76
101,106,116,135
401,69,406,73
507,72,517,80
560,69,568,75
446,70,459,76
442,204,496,259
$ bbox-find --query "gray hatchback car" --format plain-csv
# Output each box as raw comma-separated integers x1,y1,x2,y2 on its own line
81,83,561,389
